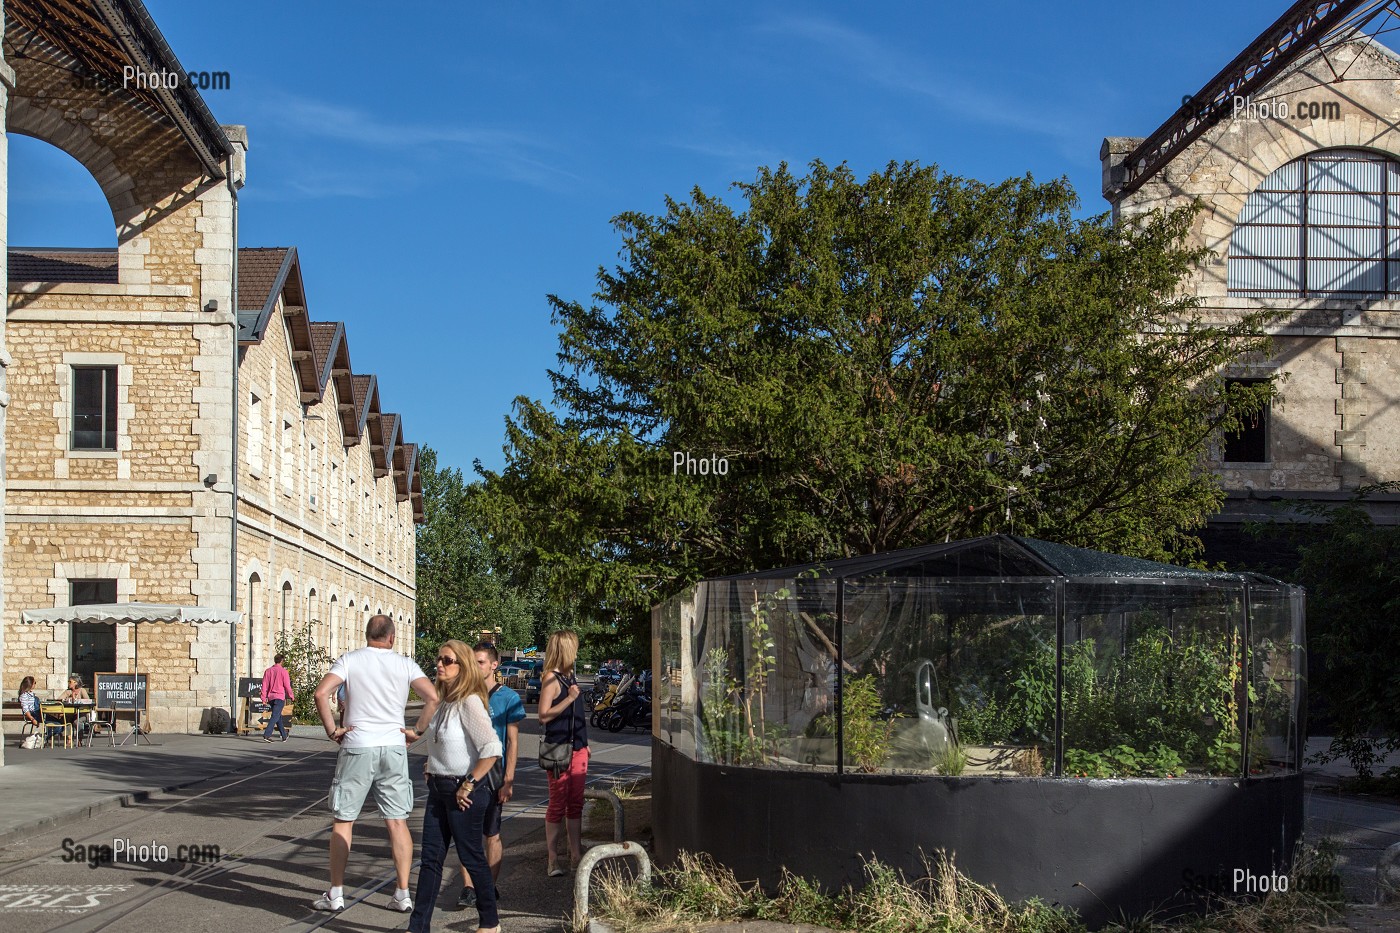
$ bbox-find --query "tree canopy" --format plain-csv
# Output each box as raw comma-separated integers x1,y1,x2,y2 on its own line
479,160,1274,627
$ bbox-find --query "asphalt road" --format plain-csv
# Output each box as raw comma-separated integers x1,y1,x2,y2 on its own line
0,714,652,933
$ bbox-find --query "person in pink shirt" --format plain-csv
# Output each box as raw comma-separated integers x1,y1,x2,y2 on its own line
261,654,294,743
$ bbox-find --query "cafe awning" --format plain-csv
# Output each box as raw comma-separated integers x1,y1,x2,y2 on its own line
19,602,242,625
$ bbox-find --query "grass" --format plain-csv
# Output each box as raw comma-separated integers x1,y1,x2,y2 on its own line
588,842,1347,933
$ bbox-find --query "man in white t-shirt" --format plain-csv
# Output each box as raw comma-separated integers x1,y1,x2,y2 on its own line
310,614,438,913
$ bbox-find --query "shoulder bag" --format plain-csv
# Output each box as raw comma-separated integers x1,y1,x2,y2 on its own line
538,673,576,775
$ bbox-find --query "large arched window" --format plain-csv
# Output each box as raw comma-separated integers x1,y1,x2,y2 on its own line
1229,149,1400,298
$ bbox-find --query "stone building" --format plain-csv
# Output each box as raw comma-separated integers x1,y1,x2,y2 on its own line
1102,15,1400,551
0,0,421,750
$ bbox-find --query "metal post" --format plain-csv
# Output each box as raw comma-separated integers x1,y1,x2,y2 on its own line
835,576,844,777
1054,579,1065,778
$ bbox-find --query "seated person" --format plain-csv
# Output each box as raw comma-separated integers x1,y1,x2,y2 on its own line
17,676,41,735
61,674,92,740
62,674,90,703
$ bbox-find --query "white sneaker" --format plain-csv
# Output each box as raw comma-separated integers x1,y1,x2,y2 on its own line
312,892,345,911
390,893,413,913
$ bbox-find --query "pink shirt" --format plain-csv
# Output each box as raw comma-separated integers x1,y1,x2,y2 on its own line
261,664,293,701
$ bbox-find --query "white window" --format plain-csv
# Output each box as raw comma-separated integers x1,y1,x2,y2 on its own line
330,460,341,520
348,476,357,535
280,420,294,495
308,440,321,508
248,392,264,475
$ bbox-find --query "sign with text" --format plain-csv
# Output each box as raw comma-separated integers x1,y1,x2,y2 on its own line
94,673,147,711
238,677,263,699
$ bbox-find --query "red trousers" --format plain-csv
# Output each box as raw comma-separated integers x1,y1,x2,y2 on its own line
545,746,589,823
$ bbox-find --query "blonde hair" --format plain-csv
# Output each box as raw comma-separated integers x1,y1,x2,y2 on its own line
544,630,578,676
436,639,489,707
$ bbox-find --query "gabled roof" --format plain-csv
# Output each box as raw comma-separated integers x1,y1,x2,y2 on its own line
351,374,380,440
377,413,401,479
394,439,415,502
235,245,424,523
237,247,297,343
310,323,359,445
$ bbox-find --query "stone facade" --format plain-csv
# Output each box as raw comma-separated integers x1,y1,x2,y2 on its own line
234,253,419,693
1103,40,1400,532
0,2,421,743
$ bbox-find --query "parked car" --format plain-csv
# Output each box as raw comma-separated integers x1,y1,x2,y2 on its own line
496,659,552,704
523,660,544,704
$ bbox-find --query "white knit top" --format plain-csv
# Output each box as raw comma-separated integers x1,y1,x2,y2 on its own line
422,694,503,776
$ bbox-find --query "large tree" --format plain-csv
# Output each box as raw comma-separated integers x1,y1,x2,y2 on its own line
480,160,1274,623
415,447,537,664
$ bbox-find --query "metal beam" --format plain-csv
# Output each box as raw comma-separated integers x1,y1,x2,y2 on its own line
1115,0,1395,198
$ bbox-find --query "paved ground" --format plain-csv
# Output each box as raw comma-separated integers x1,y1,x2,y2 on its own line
0,730,1395,932
0,714,653,933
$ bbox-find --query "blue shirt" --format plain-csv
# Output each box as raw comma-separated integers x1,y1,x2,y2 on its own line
487,684,527,753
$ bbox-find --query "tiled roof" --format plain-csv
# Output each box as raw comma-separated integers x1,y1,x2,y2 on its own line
309,322,339,377
8,248,118,284
237,247,291,312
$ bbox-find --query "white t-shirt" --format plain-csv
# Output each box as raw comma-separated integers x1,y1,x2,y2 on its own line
330,646,429,748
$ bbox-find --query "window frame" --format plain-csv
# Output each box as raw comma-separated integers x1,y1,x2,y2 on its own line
70,364,119,451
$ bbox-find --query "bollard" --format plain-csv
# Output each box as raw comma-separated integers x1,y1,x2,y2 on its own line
584,787,625,842
573,841,652,933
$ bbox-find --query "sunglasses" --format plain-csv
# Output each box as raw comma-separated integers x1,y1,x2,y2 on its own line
436,656,459,666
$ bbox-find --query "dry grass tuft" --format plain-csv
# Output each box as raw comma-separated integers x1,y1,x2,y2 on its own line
589,842,1348,933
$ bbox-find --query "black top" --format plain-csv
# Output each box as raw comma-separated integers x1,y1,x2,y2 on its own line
542,671,588,750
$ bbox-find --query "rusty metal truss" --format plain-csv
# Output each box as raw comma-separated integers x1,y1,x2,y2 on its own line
1114,0,1400,198
4,0,231,178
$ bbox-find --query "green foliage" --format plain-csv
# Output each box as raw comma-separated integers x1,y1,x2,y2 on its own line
956,625,1248,777
416,446,618,672
935,743,969,776
1274,493,1400,776
698,647,780,765
1064,743,1184,779
480,161,1278,653
273,624,332,721
813,674,896,773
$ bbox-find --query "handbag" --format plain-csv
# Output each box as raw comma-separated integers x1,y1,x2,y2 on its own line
21,733,42,750
538,673,577,775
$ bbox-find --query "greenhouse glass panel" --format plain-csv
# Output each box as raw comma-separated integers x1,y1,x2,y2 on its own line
1248,585,1306,775
1064,580,1245,777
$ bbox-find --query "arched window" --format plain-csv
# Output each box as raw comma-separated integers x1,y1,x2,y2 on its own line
280,581,293,637
1229,149,1400,298
245,572,263,674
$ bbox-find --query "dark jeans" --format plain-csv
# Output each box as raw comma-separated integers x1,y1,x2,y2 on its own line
261,699,288,739
410,775,498,932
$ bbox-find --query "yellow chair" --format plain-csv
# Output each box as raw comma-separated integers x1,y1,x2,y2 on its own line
39,703,72,748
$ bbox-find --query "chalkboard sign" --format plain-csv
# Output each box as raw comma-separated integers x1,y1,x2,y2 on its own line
238,677,263,699
94,672,147,711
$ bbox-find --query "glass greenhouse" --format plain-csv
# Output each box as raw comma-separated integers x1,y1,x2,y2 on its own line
653,535,1305,780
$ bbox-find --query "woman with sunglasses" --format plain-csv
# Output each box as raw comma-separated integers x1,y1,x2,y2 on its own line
410,640,502,933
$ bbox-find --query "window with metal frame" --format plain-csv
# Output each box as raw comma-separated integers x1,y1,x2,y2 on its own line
1229,149,1400,298
71,365,118,450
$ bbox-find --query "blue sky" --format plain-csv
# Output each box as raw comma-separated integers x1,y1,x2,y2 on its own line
9,0,1303,477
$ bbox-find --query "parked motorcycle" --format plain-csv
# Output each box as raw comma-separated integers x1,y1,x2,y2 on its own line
596,680,651,732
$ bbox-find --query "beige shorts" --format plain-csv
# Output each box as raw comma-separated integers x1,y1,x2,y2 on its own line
329,745,414,821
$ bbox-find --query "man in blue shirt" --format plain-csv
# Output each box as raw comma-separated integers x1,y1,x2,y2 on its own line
458,641,528,907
